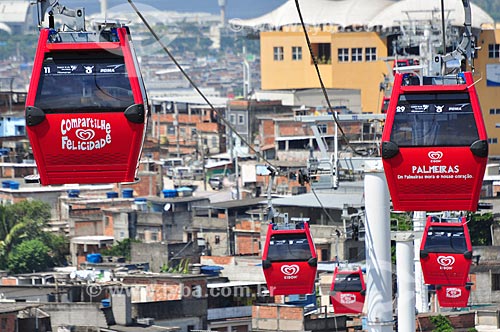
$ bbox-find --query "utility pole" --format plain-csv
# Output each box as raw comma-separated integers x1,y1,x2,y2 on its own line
174,102,180,158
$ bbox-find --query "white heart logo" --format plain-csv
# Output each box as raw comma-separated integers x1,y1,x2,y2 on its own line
281,264,300,276
75,129,95,141
428,151,443,160
340,293,356,304
445,288,462,298
437,256,455,267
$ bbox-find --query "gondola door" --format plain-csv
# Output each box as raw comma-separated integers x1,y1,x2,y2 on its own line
262,222,318,296
382,72,488,212
26,27,148,185
436,282,472,308
330,267,366,314
420,217,473,285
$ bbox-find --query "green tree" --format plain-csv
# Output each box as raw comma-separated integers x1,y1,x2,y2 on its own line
42,233,69,267
101,238,140,261
468,212,495,246
7,239,52,274
430,314,453,332
0,200,52,268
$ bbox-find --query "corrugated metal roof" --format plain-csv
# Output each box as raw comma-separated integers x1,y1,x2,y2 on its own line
272,190,364,209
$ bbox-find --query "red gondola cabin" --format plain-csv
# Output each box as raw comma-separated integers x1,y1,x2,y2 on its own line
436,282,472,308
26,26,148,185
262,222,317,296
420,217,472,285
330,267,366,314
381,72,488,212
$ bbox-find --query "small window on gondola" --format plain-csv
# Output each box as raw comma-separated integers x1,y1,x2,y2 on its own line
333,273,363,292
34,52,134,113
267,233,312,262
424,226,467,253
390,92,479,147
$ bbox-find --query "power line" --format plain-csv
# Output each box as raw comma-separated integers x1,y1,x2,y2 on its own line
294,0,369,157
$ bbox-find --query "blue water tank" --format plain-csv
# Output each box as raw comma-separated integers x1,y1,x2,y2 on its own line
86,253,103,263
106,191,119,199
122,189,134,198
9,181,19,190
101,299,111,308
162,189,177,198
68,189,80,198
177,187,193,197
2,181,10,188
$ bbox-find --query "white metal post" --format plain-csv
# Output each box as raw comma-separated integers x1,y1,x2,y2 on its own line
414,211,429,313
395,233,416,332
364,171,393,332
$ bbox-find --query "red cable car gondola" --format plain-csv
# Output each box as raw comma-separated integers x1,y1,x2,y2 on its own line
261,221,318,296
381,72,488,212
420,216,472,285
330,267,366,314
25,25,148,185
435,281,472,308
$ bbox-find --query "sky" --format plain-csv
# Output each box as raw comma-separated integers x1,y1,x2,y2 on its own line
61,0,288,19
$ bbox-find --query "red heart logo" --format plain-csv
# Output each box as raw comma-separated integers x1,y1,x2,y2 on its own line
281,264,299,276
75,129,96,141
340,293,356,304
437,256,455,267
445,288,462,298
428,151,443,160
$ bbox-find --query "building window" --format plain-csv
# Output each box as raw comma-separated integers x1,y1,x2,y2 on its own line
492,273,500,290
348,247,358,260
489,44,500,58
318,124,327,134
273,46,284,61
238,114,244,124
365,47,377,61
490,109,500,115
151,233,158,241
1,318,6,329
488,138,498,144
313,43,331,64
211,136,217,148
215,235,220,244
351,48,363,62
230,114,235,124
292,46,302,61
167,125,175,136
338,48,349,62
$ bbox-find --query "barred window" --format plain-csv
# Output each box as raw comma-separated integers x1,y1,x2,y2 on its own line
273,46,284,61
351,48,363,62
338,48,349,62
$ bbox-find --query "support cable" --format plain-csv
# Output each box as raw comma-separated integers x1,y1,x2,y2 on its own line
127,0,277,170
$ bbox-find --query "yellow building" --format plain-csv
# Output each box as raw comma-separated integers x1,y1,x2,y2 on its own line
235,0,500,156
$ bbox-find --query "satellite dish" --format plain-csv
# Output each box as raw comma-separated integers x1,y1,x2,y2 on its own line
164,203,171,211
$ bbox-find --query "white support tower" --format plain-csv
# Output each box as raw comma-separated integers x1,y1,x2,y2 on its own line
364,171,393,332
393,231,416,332
413,211,429,313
